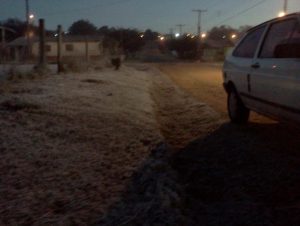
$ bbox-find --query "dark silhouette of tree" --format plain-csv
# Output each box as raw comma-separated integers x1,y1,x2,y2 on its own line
98,26,111,36
208,25,237,42
0,18,27,41
237,25,253,36
144,29,159,41
166,35,198,59
100,27,145,55
68,19,97,35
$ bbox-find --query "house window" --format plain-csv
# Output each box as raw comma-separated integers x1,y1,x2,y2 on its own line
65,44,74,51
45,45,51,52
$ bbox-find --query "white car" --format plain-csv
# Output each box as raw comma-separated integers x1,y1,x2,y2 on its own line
223,12,300,123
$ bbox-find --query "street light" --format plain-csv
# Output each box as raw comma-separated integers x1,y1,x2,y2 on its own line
278,11,286,17
231,34,237,39
201,33,207,39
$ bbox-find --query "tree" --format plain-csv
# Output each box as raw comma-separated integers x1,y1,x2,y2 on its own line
166,35,198,59
238,25,253,36
101,27,145,55
68,19,97,35
144,29,159,41
98,26,111,36
0,18,27,41
208,25,237,42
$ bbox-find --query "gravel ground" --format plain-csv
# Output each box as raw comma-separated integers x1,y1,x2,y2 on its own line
159,62,300,226
2,62,300,226
0,66,164,225
0,64,219,225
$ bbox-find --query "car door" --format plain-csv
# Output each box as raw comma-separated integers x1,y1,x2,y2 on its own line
224,25,266,107
250,16,300,121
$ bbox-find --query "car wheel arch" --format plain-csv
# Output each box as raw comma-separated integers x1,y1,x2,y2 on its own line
225,81,237,94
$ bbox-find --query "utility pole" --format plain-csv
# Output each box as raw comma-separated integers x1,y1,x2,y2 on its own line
192,9,207,60
25,0,30,60
283,0,288,14
192,9,207,38
38,19,46,67
169,28,174,37
176,24,185,36
57,25,63,73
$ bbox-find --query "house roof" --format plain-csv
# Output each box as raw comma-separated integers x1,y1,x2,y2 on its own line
9,35,103,47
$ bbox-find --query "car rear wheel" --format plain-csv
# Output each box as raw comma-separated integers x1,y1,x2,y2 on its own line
228,90,250,124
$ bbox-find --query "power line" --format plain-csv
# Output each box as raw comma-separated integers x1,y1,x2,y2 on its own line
209,0,267,27
204,0,257,26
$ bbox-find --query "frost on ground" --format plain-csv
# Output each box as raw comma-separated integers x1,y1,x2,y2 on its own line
0,65,220,225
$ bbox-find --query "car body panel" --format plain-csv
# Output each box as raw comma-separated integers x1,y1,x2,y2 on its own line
223,12,300,123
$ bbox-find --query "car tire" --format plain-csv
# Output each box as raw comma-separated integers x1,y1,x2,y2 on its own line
227,90,250,124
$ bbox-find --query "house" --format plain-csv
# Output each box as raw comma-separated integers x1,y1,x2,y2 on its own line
202,39,234,62
8,35,104,63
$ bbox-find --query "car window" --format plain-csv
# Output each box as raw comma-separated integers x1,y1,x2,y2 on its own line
281,21,300,58
259,19,297,58
232,26,265,58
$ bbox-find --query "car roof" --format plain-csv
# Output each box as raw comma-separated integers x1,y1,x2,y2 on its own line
247,12,300,32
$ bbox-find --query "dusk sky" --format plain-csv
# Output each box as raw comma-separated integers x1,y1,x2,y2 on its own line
1,0,300,33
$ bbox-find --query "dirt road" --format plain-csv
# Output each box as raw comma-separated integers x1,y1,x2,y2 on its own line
1,62,300,226
159,63,226,115
158,62,300,226
159,62,275,123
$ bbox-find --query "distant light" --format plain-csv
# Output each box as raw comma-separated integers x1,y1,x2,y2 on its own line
28,31,34,37
175,33,180,38
54,33,58,37
222,35,226,39
201,33,207,39
186,33,191,37
160,36,165,41
191,35,195,39
140,34,144,38
231,34,237,39
29,14,34,19
278,11,286,17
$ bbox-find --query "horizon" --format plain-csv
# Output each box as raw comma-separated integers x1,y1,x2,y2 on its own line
0,0,300,34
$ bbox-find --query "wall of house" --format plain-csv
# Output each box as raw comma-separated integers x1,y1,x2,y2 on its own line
32,41,103,60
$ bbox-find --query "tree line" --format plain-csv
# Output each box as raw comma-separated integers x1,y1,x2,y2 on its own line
1,18,251,59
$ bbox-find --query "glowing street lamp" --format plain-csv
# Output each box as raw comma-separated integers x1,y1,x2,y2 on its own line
278,11,286,17
175,33,180,38
201,33,207,39
160,36,165,41
231,34,237,39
